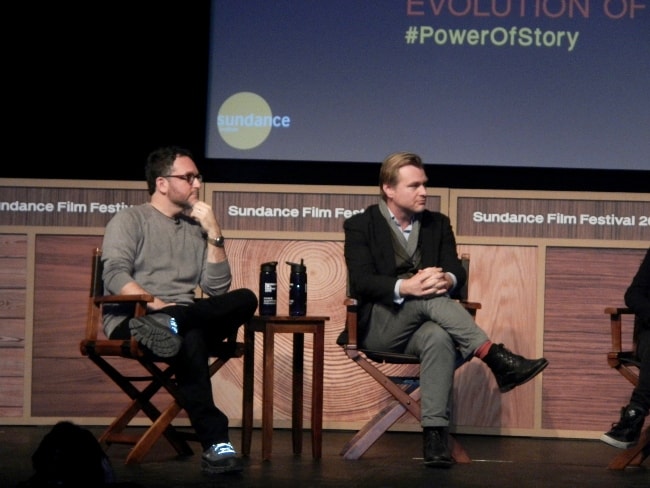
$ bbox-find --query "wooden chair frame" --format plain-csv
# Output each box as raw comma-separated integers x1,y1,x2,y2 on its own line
339,256,480,462
79,248,243,464
604,306,649,470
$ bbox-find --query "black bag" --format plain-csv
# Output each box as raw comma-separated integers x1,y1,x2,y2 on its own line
19,421,115,487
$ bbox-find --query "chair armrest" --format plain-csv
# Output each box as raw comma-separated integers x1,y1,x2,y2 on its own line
459,300,481,310
604,306,640,385
94,294,155,304
344,298,359,348
459,300,481,318
604,307,633,353
83,293,154,347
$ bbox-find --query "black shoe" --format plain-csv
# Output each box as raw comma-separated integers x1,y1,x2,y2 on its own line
201,442,244,475
483,343,548,393
600,405,647,449
423,427,454,468
128,314,182,358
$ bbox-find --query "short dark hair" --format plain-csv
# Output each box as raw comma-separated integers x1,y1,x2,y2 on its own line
144,146,194,195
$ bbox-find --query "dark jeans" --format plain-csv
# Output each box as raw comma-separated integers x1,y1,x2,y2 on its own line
110,288,258,449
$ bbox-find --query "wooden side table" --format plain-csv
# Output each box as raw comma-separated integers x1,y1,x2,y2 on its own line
241,315,329,460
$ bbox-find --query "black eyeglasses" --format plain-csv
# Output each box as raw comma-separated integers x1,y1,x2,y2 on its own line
163,173,203,184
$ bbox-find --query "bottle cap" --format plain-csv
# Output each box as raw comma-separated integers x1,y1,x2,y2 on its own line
261,261,278,272
286,259,306,273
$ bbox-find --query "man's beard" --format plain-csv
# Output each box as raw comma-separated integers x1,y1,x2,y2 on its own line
173,192,198,212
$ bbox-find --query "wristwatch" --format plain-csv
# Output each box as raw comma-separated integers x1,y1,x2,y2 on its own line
207,235,225,247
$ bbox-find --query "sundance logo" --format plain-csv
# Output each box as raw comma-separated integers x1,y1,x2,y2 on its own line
217,92,291,150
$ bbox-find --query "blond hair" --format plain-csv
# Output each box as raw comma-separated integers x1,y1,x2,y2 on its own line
379,152,424,200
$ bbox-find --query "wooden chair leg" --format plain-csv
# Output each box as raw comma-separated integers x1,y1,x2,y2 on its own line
340,398,413,460
340,388,470,463
449,436,471,464
607,425,650,470
125,401,191,464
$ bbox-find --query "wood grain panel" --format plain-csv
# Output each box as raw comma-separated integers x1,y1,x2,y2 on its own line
0,319,25,348
0,290,26,319
543,247,646,431
453,245,538,429
0,377,23,416
0,349,24,416
0,234,26,418
226,239,352,422
31,357,183,418
0,348,24,377
31,235,103,416
0,186,148,227
8,181,648,441
212,191,441,234
0,234,28,257
33,236,103,358
456,197,650,240
0,259,27,289
31,236,348,422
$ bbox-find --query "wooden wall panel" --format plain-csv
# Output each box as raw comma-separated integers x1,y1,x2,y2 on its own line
543,247,646,432
30,234,189,418
30,235,351,424
0,234,27,417
0,186,148,227
226,238,351,423
455,196,649,241
31,235,102,416
3,180,649,441
453,245,539,429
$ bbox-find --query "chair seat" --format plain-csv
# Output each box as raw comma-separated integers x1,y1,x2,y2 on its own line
361,349,420,364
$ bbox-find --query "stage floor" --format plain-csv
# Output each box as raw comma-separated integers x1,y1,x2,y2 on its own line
1,426,647,488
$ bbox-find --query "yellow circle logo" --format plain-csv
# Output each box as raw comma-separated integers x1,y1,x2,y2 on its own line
217,92,274,150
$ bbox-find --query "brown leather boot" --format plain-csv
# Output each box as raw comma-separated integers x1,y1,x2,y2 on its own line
483,343,548,393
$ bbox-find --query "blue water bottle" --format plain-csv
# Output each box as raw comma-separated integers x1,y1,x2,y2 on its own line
287,259,307,316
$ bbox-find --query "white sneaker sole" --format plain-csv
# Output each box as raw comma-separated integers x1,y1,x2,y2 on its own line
599,433,636,449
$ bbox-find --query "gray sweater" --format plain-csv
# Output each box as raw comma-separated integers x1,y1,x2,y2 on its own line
101,203,231,338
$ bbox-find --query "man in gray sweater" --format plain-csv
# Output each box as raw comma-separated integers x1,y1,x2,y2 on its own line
102,146,257,476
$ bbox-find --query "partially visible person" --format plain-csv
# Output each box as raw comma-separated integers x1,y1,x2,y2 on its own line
17,421,146,487
101,146,257,476
340,152,548,468
600,247,650,449
18,421,116,487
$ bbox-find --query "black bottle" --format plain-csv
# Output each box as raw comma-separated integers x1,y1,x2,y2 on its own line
259,261,278,316
287,259,307,316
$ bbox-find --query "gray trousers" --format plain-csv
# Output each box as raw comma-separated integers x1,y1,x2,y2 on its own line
363,296,489,428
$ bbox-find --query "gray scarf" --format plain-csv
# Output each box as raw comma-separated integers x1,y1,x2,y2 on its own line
378,200,421,277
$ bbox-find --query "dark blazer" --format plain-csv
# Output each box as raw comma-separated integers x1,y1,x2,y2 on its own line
340,204,466,343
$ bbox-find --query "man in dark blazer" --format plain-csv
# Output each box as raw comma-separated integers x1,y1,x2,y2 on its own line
341,152,548,468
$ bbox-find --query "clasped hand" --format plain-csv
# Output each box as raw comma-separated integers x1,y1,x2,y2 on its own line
401,267,450,298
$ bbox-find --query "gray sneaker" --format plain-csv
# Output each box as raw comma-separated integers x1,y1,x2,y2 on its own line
201,442,243,475
128,314,182,358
